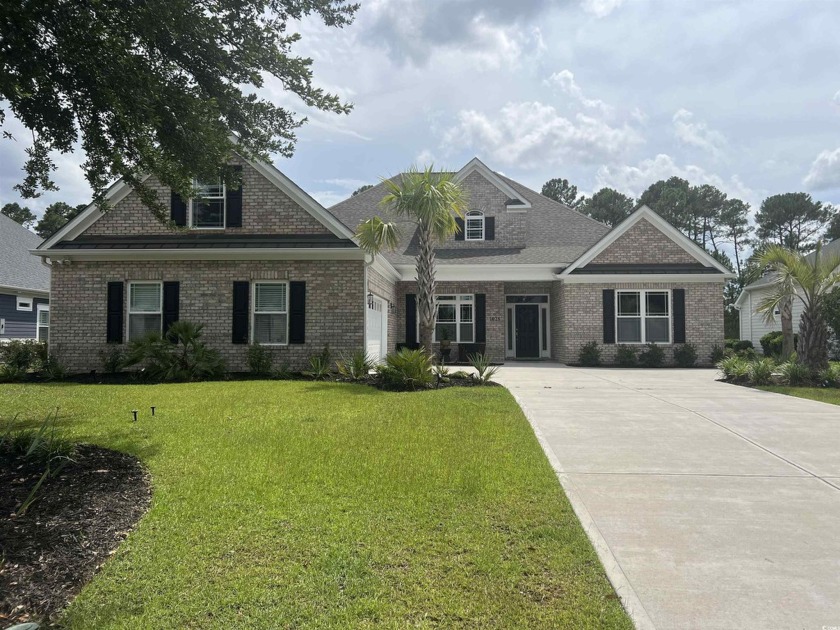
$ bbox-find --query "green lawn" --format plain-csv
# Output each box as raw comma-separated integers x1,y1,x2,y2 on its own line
757,385,840,405
0,381,630,629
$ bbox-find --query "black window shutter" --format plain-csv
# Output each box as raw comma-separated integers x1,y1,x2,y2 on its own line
405,294,417,344
603,289,615,344
232,281,249,344
106,282,124,344
170,191,187,226
289,281,306,344
673,289,686,344
226,165,243,228
475,294,486,343
485,217,495,241
162,281,180,339
455,218,465,241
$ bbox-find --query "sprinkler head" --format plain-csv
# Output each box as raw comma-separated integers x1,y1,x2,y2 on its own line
131,409,138,422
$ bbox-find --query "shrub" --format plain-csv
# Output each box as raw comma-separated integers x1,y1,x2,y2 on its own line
578,341,601,367
709,344,725,364
747,358,775,386
718,355,750,381
759,331,783,357
99,346,125,373
376,348,434,391
336,350,374,381
468,353,499,385
777,361,812,386
304,355,332,380
615,345,637,367
818,363,840,387
40,355,68,381
673,343,697,368
725,339,753,352
638,343,664,368
123,321,225,382
0,339,44,371
0,363,27,382
450,370,472,380
246,343,273,376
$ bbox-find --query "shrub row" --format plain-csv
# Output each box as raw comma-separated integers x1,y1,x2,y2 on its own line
578,341,698,368
718,355,840,388
0,340,67,382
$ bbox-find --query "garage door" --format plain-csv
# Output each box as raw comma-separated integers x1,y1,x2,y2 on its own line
366,297,387,362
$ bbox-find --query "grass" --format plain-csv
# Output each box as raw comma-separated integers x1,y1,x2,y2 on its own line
757,385,840,406
0,381,630,629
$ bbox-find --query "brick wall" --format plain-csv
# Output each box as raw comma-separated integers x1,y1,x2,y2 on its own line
589,219,699,265
83,156,331,237
50,260,365,373
561,281,725,366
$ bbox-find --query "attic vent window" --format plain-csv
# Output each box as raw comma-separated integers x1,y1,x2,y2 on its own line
465,211,485,241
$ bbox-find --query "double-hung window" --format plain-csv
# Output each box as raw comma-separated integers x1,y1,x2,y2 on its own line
252,282,288,345
128,282,163,341
434,295,474,343
191,179,226,228
36,305,49,343
465,211,485,241
616,290,671,344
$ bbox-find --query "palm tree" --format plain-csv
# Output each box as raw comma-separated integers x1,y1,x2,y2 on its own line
356,166,468,352
757,243,840,370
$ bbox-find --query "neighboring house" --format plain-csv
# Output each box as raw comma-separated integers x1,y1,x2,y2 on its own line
34,155,731,373
735,238,840,347
0,212,50,342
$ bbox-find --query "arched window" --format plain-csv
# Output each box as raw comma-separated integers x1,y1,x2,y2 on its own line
465,210,485,241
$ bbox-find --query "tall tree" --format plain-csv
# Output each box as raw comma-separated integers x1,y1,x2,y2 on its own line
1,202,36,228
352,184,374,196
638,177,694,237
693,184,727,251
0,0,356,223
541,178,584,208
34,202,87,239
718,198,752,276
755,193,831,252
356,167,468,352
825,207,840,242
579,188,634,227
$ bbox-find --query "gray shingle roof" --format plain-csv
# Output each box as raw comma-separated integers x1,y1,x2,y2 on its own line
326,171,610,266
0,213,49,292
741,238,840,291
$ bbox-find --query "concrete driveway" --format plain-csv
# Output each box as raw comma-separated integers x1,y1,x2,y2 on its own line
496,365,840,630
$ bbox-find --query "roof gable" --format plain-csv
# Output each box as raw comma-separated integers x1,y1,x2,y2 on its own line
0,213,50,293
454,158,530,208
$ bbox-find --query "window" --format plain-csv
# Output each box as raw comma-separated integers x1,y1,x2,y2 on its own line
128,282,163,341
616,290,671,344
36,305,49,343
434,295,473,342
16,296,32,311
252,282,288,345
465,211,485,241
190,178,226,228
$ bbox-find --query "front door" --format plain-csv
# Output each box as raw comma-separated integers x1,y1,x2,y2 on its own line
515,304,540,358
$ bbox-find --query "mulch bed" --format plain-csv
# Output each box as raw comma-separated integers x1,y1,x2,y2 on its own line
0,444,151,626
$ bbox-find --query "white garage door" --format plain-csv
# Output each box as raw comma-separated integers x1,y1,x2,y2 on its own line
366,297,387,362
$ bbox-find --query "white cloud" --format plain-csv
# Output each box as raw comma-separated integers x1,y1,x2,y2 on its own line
415,149,437,166
833,90,840,108
672,109,726,157
803,147,840,190
581,0,626,18
441,101,643,169
544,70,613,114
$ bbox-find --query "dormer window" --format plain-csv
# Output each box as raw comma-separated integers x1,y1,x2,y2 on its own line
465,210,485,241
190,179,226,228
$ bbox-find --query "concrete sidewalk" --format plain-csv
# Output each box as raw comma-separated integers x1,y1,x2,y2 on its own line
496,365,840,630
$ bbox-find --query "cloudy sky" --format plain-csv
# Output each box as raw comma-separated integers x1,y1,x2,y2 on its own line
2,0,839,221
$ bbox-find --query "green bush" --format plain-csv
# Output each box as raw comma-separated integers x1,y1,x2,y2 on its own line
638,343,664,368
123,320,226,382
747,358,775,386
578,341,601,367
99,346,125,374
40,355,69,381
376,348,434,391
0,363,27,382
717,355,750,381
725,339,753,352
709,344,725,364
0,339,44,370
246,343,273,376
304,354,332,380
818,363,840,387
468,353,499,385
777,361,812,386
336,350,374,381
673,343,697,368
615,345,637,367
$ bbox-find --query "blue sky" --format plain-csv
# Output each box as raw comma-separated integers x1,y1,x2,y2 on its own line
2,0,839,221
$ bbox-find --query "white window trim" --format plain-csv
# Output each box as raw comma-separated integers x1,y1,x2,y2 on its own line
615,289,672,345
36,304,50,342
428,294,475,343
251,281,289,346
189,178,227,229
16,295,33,311
127,281,163,341
465,210,485,241
504,294,551,359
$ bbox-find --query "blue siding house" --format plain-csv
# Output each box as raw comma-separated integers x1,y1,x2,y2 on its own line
0,213,50,341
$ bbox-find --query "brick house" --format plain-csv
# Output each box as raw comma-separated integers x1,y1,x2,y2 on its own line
35,155,731,373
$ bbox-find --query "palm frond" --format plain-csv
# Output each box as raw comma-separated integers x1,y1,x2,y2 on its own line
355,217,401,254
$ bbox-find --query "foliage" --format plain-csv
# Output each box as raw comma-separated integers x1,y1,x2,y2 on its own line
246,343,274,376
376,348,434,391
777,360,813,386
747,358,776,386
578,341,602,367
304,355,332,381
823,286,840,347
638,343,665,368
122,321,225,382
710,344,725,364
99,346,126,374
335,350,374,381
826,211,840,242
450,370,472,380
351,184,374,196
755,193,832,252
39,355,69,381
356,166,468,351
615,345,638,367
717,355,750,381
0,340,44,370
725,338,753,352
673,343,697,368
468,353,499,385
34,201,86,238
759,331,799,358
0,0,356,220
0,364,27,382
818,363,840,387
1,202,36,228
579,188,634,227
540,177,584,208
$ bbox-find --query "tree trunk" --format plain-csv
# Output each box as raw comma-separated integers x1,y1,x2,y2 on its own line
415,222,436,355
798,302,829,371
781,296,794,359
